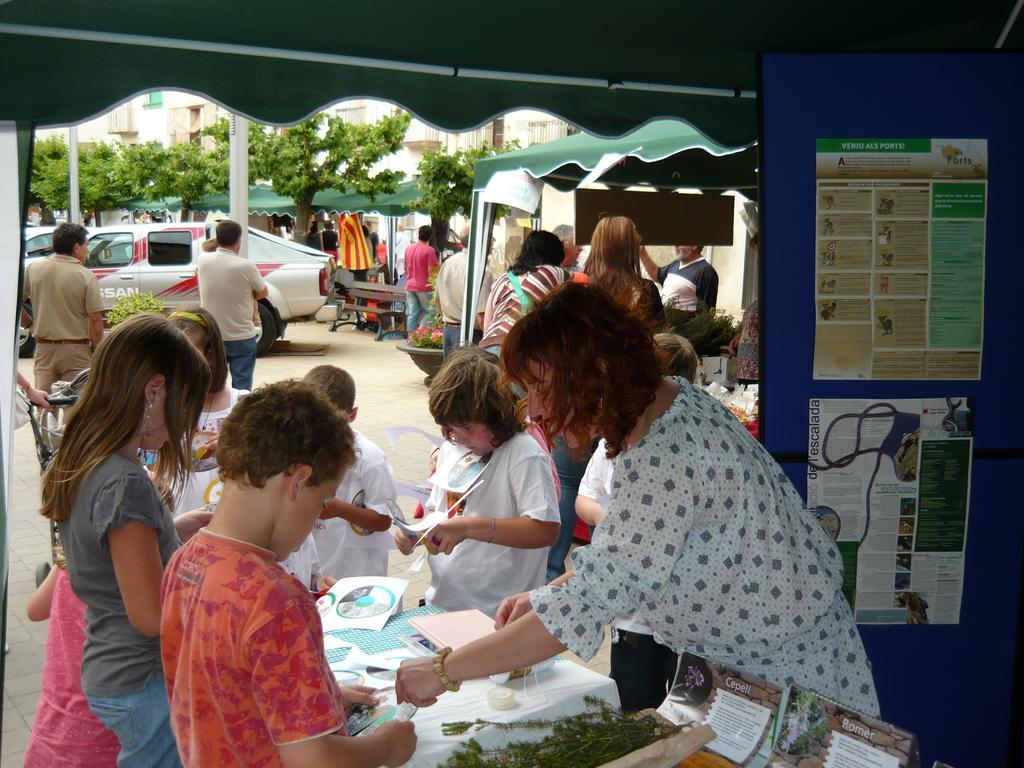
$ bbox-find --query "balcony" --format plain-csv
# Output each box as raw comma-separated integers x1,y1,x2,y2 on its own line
108,105,138,135
404,124,442,150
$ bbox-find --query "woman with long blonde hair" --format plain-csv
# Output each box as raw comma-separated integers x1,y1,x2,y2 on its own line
583,215,664,321
41,312,211,767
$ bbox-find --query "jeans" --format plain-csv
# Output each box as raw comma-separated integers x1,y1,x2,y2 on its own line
546,436,594,581
610,630,680,712
406,291,434,333
442,324,483,358
223,336,257,391
87,678,182,768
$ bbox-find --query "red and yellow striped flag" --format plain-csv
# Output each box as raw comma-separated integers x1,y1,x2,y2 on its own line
337,213,373,272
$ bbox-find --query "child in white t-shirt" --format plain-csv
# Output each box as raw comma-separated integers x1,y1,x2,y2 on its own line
393,348,560,617
279,534,329,591
169,308,248,517
304,366,397,579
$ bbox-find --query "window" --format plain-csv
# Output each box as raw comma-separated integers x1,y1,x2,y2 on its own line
86,233,133,268
25,234,54,258
148,231,193,266
144,91,164,110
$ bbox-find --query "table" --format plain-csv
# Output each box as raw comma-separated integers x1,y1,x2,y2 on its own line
324,605,620,767
404,659,620,768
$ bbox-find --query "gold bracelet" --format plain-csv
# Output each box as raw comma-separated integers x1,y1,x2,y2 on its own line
486,517,496,544
433,646,461,692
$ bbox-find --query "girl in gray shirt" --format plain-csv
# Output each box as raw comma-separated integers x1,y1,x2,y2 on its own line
41,313,211,767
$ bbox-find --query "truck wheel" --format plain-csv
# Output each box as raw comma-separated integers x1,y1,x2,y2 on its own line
256,302,277,357
19,303,35,358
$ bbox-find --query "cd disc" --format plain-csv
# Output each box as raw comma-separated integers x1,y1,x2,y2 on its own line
336,586,397,619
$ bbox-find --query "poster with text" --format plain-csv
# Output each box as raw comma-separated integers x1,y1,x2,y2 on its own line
769,686,918,768
814,139,986,380
807,398,973,624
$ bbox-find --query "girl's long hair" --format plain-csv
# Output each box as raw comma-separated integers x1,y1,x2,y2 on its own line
40,313,210,523
583,216,649,311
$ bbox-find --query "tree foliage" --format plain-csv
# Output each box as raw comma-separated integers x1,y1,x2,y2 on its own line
414,141,517,254
79,143,132,225
30,136,70,220
254,111,411,240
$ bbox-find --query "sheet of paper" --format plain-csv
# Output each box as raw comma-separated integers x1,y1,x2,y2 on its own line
317,576,408,633
384,425,443,449
813,138,986,380
825,732,900,768
323,635,351,651
394,480,432,506
703,690,773,763
807,397,973,624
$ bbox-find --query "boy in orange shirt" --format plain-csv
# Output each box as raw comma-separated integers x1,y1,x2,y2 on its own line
160,381,416,767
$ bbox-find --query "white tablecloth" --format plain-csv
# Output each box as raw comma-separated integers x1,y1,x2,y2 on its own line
404,658,620,767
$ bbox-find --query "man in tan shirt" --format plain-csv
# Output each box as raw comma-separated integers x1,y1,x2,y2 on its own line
434,226,493,359
198,220,268,390
23,222,104,392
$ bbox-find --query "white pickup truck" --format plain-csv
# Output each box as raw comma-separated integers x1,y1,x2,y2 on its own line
21,223,334,357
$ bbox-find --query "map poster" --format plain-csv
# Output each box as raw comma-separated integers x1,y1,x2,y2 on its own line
814,138,986,380
807,398,973,625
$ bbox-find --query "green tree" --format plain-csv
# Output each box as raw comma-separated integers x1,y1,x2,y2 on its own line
30,135,70,224
254,111,411,241
414,141,516,256
204,118,269,196
79,142,132,226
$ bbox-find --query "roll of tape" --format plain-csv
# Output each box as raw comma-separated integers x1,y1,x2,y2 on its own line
486,686,517,710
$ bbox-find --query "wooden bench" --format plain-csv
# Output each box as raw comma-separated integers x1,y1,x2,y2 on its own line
329,280,407,341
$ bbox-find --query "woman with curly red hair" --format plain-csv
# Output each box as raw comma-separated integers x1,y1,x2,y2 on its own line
396,283,879,717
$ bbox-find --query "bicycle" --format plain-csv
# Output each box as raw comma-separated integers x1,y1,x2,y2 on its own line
18,368,89,586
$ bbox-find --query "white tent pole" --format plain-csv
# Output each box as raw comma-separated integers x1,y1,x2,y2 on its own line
461,193,495,345
229,114,249,255
0,122,23,596
386,217,397,284
68,125,81,224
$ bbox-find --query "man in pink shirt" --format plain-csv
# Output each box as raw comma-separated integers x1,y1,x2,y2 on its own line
404,225,440,332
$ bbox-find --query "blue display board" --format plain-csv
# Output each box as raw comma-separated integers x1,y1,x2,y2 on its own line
761,53,1024,767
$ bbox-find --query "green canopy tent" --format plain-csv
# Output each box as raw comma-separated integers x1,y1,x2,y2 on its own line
474,120,757,195
313,180,424,217
3,1,1022,147
191,183,297,217
460,120,758,337
2,2,1023,697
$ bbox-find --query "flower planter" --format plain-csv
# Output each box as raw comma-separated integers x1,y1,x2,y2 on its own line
397,342,444,384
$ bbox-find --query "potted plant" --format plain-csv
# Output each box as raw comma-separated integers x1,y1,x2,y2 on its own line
107,291,165,326
396,273,444,383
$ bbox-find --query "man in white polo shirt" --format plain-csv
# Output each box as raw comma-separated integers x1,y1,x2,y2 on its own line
198,220,268,390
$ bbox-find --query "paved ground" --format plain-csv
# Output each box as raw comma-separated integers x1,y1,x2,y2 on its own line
1,321,610,765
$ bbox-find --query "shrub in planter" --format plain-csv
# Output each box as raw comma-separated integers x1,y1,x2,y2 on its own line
107,292,165,326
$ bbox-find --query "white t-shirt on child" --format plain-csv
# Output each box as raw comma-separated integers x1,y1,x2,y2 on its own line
425,432,560,617
577,439,654,638
312,430,396,580
280,534,320,590
174,388,247,517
